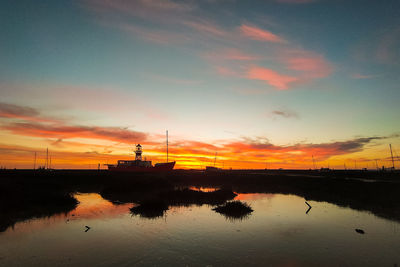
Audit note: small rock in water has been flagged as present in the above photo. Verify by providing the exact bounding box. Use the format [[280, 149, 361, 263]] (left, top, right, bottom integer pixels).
[[355, 229, 365, 234]]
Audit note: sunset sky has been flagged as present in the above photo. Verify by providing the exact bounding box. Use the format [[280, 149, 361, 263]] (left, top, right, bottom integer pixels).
[[1, 0, 399, 169]]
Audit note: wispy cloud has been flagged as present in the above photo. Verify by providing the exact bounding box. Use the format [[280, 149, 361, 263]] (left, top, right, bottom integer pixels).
[[223, 136, 386, 160], [0, 102, 148, 145], [351, 73, 381, 79], [84, 0, 334, 91], [183, 19, 230, 38], [271, 109, 300, 119], [0, 104, 394, 169], [215, 66, 239, 76], [0, 102, 39, 119], [1, 122, 148, 145], [0, 102, 60, 123], [282, 49, 334, 79], [239, 24, 286, 43], [247, 67, 298, 90]]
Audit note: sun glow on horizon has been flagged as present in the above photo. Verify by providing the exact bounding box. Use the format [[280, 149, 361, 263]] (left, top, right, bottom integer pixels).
[[1, 1, 400, 170]]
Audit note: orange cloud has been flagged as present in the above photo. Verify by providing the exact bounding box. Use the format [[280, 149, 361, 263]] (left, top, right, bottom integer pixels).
[[0, 134, 393, 170], [222, 136, 386, 160], [240, 24, 286, 43], [1, 122, 148, 145], [247, 67, 297, 90], [0, 102, 394, 170]]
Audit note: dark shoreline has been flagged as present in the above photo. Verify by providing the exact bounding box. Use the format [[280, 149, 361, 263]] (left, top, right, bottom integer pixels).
[[1, 169, 399, 232]]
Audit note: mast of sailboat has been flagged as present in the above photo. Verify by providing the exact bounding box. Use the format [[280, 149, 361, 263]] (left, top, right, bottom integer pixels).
[[34, 152, 36, 170], [312, 155, 316, 170], [390, 144, 395, 169], [46, 148, 49, 169], [214, 152, 217, 167], [166, 130, 168, 163]]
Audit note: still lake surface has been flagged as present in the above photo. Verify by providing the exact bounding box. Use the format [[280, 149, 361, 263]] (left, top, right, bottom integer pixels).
[[0, 191, 399, 266]]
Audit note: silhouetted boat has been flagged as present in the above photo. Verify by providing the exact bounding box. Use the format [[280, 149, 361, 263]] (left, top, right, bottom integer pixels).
[[107, 131, 175, 172], [205, 166, 222, 172], [205, 152, 221, 172]]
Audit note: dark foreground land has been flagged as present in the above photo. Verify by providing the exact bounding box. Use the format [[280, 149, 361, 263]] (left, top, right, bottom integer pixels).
[[1, 169, 399, 232]]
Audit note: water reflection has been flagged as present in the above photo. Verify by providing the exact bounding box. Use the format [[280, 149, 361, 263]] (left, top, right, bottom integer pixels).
[[68, 193, 131, 220], [129, 188, 237, 219], [130, 199, 169, 219], [0, 192, 399, 266], [189, 186, 221, 192], [212, 200, 254, 220], [0, 193, 78, 233]]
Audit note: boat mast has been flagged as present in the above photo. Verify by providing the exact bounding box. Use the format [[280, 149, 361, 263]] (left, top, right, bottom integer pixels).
[[214, 152, 217, 167], [312, 155, 316, 170], [390, 144, 395, 169], [46, 148, 49, 169], [34, 152, 36, 170], [166, 130, 168, 163]]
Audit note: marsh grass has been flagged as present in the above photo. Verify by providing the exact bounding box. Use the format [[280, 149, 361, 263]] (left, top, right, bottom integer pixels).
[[212, 200, 253, 219]]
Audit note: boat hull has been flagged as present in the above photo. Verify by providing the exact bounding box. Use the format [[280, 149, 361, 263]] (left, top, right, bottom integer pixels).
[[108, 161, 175, 172]]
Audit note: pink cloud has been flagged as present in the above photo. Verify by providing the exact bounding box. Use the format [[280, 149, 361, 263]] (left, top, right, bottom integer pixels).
[[239, 24, 286, 43], [247, 67, 297, 90], [286, 54, 333, 78], [280, 49, 334, 81]]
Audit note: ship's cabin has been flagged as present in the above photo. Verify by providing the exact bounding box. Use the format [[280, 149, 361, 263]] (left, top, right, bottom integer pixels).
[[117, 160, 152, 167]]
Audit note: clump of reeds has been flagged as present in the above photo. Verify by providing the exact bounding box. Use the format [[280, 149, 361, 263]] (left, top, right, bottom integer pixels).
[[212, 200, 253, 219], [159, 188, 237, 206], [130, 199, 168, 218]]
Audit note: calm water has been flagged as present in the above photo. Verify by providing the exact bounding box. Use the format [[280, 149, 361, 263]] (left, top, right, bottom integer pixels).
[[0, 192, 399, 266]]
